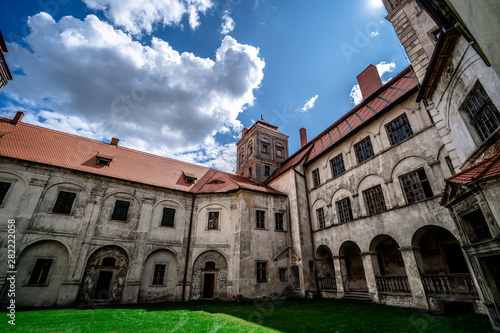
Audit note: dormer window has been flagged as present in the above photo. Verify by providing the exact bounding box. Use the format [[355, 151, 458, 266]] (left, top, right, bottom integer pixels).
[[182, 171, 197, 185], [96, 154, 113, 167]]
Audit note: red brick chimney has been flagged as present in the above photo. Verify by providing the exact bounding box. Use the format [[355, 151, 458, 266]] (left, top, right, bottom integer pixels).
[[110, 137, 119, 146], [242, 128, 248, 138], [10, 111, 24, 125], [357, 64, 382, 100], [300, 128, 307, 147]]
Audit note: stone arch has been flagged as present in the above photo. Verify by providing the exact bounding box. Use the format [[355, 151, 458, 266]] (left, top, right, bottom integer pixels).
[[376, 107, 413, 134], [339, 241, 367, 292], [78, 245, 129, 303], [316, 245, 335, 279], [139, 248, 179, 302], [191, 250, 228, 300], [323, 147, 349, 172], [369, 235, 406, 277], [15, 240, 70, 307], [348, 131, 377, 156], [390, 155, 431, 180], [44, 181, 89, 198]]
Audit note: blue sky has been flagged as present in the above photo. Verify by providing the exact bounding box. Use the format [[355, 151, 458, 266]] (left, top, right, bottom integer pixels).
[[0, 0, 409, 172]]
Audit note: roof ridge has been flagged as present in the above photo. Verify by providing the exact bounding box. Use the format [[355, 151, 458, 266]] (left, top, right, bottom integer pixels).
[[444, 151, 500, 182]]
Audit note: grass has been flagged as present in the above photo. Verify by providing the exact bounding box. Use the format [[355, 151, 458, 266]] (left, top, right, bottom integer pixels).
[[1, 298, 491, 333]]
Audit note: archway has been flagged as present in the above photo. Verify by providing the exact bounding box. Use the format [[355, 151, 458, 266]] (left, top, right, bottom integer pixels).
[[138, 249, 179, 302], [79, 246, 129, 303], [370, 235, 409, 294], [340, 241, 367, 292], [191, 251, 228, 300], [316, 245, 336, 290]]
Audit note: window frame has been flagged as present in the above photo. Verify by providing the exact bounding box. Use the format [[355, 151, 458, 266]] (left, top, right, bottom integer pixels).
[[462, 82, 500, 142], [385, 113, 414, 145], [256, 210, 266, 229], [279, 268, 288, 282], [312, 168, 321, 187], [111, 199, 131, 221], [336, 198, 353, 224], [207, 211, 220, 230], [399, 168, 434, 204], [262, 143, 269, 153], [275, 212, 284, 231], [28, 258, 53, 286], [362, 185, 387, 215], [316, 207, 326, 229], [264, 165, 270, 175], [354, 136, 375, 163], [0, 181, 13, 206], [160, 207, 176, 227], [152, 263, 167, 286], [52, 190, 77, 215], [256, 261, 267, 282], [330, 153, 346, 178]]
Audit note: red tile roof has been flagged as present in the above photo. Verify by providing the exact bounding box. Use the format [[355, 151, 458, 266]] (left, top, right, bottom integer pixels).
[[0, 116, 285, 196], [444, 151, 500, 185], [268, 66, 418, 182]]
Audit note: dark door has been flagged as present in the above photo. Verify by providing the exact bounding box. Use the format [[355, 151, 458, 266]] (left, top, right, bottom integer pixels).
[[95, 271, 113, 300], [203, 273, 215, 298]]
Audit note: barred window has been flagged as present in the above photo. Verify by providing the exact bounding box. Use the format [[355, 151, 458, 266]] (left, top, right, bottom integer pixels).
[[208, 211, 219, 229], [363, 185, 387, 215], [28, 259, 53, 285], [386, 114, 413, 145], [336, 198, 353, 224], [0, 181, 12, 205], [330, 154, 346, 177], [112, 200, 130, 221], [317, 207, 326, 229], [312, 168, 321, 187], [400, 169, 433, 204], [161, 207, 176, 227], [279, 268, 288, 282], [256, 210, 266, 228], [354, 137, 374, 163], [52, 191, 76, 214], [464, 84, 500, 142], [152, 264, 166, 285], [275, 212, 284, 231], [257, 262, 267, 282]]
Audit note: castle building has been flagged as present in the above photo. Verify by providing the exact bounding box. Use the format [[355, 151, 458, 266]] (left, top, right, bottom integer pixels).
[[0, 1, 499, 331]]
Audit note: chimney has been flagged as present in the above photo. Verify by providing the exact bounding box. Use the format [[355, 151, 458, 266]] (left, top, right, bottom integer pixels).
[[300, 128, 308, 147], [357, 64, 383, 100], [110, 137, 119, 146], [242, 128, 248, 138], [10, 111, 24, 125]]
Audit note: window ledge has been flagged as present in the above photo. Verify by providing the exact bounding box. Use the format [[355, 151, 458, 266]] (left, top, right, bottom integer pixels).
[[274, 229, 287, 232], [254, 227, 268, 231]]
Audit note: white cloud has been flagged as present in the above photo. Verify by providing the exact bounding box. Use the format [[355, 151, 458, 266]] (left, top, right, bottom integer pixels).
[[82, 0, 212, 35], [300, 94, 318, 113], [370, 31, 379, 37], [349, 61, 396, 105], [220, 11, 235, 35], [3, 12, 265, 172]]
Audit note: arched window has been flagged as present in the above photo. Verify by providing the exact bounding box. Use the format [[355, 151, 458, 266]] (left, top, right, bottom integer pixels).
[[205, 261, 216, 270]]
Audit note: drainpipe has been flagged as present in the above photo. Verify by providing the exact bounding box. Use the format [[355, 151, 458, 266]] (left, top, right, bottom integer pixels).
[[181, 193, 196, 302], [294, 167, 321, 298]]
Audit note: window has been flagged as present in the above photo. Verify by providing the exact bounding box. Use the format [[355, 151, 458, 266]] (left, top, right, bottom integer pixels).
[[386, 114, 413, 145], [256, 262, 267, 282], [264, 165, 270, 175], [462, 209, 492, 243], [102, 257, 116, 266], [464, 84, 500, 141], [330, 154, 346, 177], [52, 191, 76, 214], [316, 208, 325, 229], [400, 169, 434, 204], [0, 181, 12, 205], [161, 207, 176, 227], [249, 143, 253, 155], [96, 156, 112, 167], [445, 156, 456, 175], [185, 177, 196, 185], [152, 264, 166, 285], [312, 168, 321, 187], [262, 144, 268, 153], [240, 152, 244, 165], [336, 198, 353, 224], [275, 212, 284, 231], [363, 185, 387, 215], [28, 259, 53, 285], [279, 268, 288, 282], [112, 200, 130, 221], [256, 210, 266, 228], [248, 167, 252, 177], [354, 137, 374, 163], [277, 148, 283, 157], [208, 211, 219, 229]]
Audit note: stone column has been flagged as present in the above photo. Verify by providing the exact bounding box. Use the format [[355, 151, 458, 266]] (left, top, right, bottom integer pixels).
[[360, 252, 380, 303], [121, 196, 155, 304], [399, 246, 428, 309], [333, 256, 345, 297]]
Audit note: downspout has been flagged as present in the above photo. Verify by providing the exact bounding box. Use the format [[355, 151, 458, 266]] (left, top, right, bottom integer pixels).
[[293, 167, 321, 297], [181, 193, 196, 302]]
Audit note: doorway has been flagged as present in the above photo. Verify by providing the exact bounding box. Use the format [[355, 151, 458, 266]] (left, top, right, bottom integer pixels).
[[203, 273, 215, 298], [95, 271, 113, 300]]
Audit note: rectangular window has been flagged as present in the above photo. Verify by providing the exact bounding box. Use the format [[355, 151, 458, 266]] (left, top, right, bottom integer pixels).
[[262, 144, 268, 153], [152, 264, 166, 285], [386, 113, 413, 145], [400, 169, 434, 204], [112, 200, 130, 221], [52, 191, 76, 214], [248, 167, 252, 177], [336, 198, 353, 224], [464, 84, 500, 142], [354, 137, 374, 163], [161, 207, 176, 227], [256, 262, 267, 282], [462, 209, 492, 243], [275, 212, 284, 231], [264, 165, 270, 175], [312, 168, 321, 187], [0, 181, 12, 205], [316, 207, 325, 229], [28, 259, 53, 285], [208, 211, 219, 229], [256, 210, 266, 229], [330, 154, 346, 177], [277, 149, 283, 157], [363, 185, 387, 215], [279, 268, 287, 282]]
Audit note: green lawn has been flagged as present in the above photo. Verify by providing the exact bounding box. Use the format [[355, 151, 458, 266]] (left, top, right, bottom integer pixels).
[[2, 298, 491, 333]]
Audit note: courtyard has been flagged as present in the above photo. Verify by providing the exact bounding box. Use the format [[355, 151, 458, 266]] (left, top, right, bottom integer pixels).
[[2, 299, 491, 332]]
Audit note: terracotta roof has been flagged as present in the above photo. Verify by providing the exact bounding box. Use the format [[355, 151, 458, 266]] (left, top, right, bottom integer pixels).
[[268, 66, 418, 182], [0, 116, 284, 196], [444, 151, 500, 185]]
